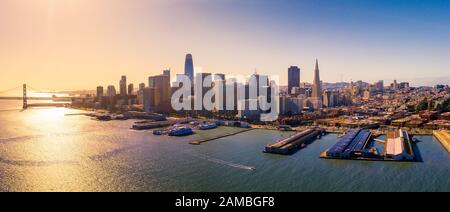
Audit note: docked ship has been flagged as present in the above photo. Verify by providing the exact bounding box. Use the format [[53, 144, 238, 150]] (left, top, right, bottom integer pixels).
[[168, 127, 193, 136], [199, 123, 217, 130]]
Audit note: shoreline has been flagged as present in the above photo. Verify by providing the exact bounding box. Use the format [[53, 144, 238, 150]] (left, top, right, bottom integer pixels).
[[68, 106, 438, 136]]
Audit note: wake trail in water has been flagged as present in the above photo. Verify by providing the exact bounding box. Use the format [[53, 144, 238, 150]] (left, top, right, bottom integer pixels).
[[0, 130, 103, 144], [189, 152, 256, 171], [88, 145, 140, 161], [0, 135, 43, 143]]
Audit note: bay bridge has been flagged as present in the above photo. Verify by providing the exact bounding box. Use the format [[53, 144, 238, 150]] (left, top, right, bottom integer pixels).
[[0, 84, 71, 109]]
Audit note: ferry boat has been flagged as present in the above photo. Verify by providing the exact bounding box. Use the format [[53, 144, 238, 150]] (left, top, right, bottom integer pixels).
[[199, 123, 217, 130], [97, 115, 112, 121], [169, 127, 193, 136]]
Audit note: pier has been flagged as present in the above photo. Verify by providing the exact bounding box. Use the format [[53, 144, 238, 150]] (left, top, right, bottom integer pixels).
[[433, 130, 450, 154], [264, 128, 324, 155], [321, 129, 416, 162], [384, 129, 415, 161], [132, 119, 187, 130], [189, 129, 254, 145]]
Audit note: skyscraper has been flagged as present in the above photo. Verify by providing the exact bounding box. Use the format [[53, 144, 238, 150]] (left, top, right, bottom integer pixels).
[[148, 72, 171, 112], [96, 86, 104, 99], [128, 83, 134, 95], [143, 87, 155, 113], [288, 66, 300, 95], [184, 54, 194, 82], [120, 75, 127, 96], [392, 80, 398, 90], [106, 85, 117, 111], [312, 59, 322, 98], [107, 85, 116, 97], [139, 83, 145, 91], [163, 69, 171, 82]]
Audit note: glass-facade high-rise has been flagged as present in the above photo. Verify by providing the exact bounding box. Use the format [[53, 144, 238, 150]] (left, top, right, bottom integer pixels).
[[184, 54, 194, 82], [288, 66, 300, 95], [120, 75, 127, 96]]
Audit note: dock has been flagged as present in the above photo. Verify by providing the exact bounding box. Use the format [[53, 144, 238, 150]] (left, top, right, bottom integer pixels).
[[433, 130, 450, 154], [189, 129, 254, 145], [264, 128, 324, 155]]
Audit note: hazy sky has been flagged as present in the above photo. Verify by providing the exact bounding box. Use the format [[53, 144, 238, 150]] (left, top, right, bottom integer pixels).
[[1, 0, 450, 91]]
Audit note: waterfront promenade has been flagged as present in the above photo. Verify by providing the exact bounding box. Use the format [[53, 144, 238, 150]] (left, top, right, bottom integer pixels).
[[434, 130, 450, 154]]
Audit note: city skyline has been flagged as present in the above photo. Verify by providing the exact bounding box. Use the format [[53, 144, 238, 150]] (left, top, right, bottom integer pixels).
[[1, 0, 450, 194], [1, 0, 450, 91]]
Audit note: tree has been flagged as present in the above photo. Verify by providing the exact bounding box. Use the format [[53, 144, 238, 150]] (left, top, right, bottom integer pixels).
[[416, 98, 429, 111]]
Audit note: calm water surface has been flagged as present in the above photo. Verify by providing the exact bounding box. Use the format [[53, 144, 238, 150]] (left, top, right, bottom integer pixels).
[[0, 100, 449, 191]]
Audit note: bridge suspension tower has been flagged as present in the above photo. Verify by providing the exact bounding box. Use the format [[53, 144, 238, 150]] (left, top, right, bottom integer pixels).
[[23, 84, 27, 109]]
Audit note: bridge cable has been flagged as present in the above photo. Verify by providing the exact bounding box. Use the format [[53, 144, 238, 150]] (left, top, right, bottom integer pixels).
[[0, 85, 22, 94]]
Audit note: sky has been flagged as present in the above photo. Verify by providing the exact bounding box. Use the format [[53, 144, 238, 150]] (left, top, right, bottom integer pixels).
[[0, 0, 450, 92]]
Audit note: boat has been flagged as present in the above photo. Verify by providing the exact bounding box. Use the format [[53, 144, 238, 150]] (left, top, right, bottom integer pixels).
[[169, 127, 193, 136], [153, 130, 162, 135], [199, 123, 217, 130], [114, 115, 127, 120], [278, 125, 293, 131], [97, 115, 112, 121]]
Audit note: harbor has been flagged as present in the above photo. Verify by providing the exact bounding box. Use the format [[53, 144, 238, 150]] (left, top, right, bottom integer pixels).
[[433, 130, 450, 154], [1, 100, 449, 192]]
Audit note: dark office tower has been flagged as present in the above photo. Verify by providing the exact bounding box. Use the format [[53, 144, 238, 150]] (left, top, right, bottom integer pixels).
[[107, 85, 116, 97], [288, 66, 300, 95], [312, 59, 322, 98], [184, 54, 194, 82], [375, 80, 384, 92], [128, 83, 134, 95], [143, 87, 155, 113], [120, 75, 127, 96], [148, 73, 171, 112], [139, 83, 145, 91], [163, 69, 171, 83], [392, 80, 398, 90], [96, 86, 104, 99], [214, 74, 226, 113]]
